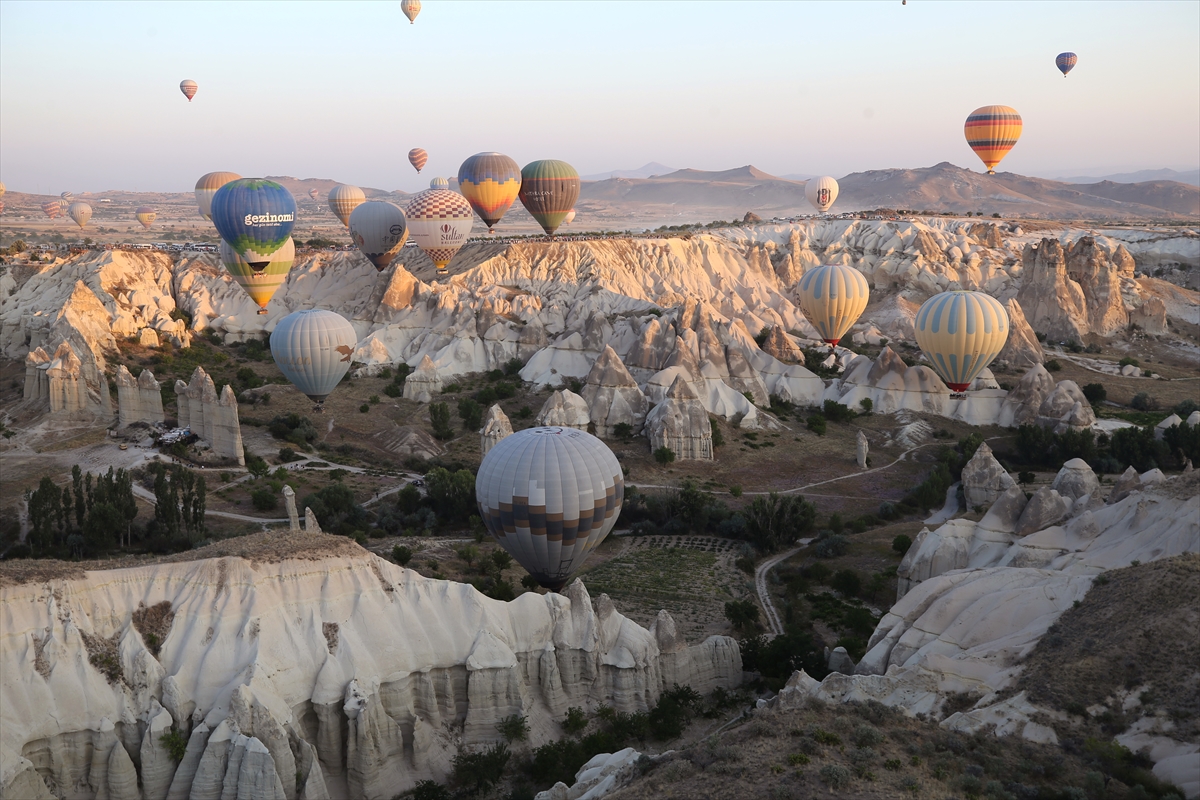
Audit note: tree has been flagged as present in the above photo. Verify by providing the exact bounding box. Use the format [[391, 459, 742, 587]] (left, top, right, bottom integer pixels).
[[496, 714, 529, 743], [392, 545, 413, 566], [831, 569, 862, 598], [457, 398, 483, 431], [891, 534, 913, 555], [430, 402, 454, 440], [396, 483, 422, 514], [246, 455, 270, 479], [724, 599, 761, 637], [72, 465, 85, 529], [425, 468, 476, 523], [451, 743, 510, 794], [83, 503, 123, 552], [653, 446, 675, 464], [491, 549, 513, 572], [154, 467, 180, 541], [744, 493, 817, 552], [1082, 383, 1107, 405]]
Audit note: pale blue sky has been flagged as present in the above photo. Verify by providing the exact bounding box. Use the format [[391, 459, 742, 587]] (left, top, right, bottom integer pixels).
[[2, 1, 1197, 193]]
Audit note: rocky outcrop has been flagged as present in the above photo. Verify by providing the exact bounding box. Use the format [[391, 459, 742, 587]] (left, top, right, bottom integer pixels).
[[284, 486, 300, 532], [961, 443, 1016, 509], [644, 376, 713, 461], [402, 355, 442, 403], [856, 430, 869, 469], [996, 298, 1044, 370], [1015, 487, 1071, 536], [998, 364, 1057, 427], [1035, 380, 1096, 433], [535, 390, 590, 431], [534, 748, 645, 800], [580, 346, 649, 437], [139, 327, 160, 348], [40, 341, 112, 417], [0, 554, 741, 800], [759, 326, 804, 363], [116, 365, 164, 427], [479, 404, 513, 456], [22, 347, 50, 402], [1050, 458, 1100, 502], [1015, 237, 1138, 341], [174, 367, 245, 465]]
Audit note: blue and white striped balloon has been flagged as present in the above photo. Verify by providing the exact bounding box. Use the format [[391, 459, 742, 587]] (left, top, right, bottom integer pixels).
[[270, 309, 357, 405], [914, 290, 1009, 392]]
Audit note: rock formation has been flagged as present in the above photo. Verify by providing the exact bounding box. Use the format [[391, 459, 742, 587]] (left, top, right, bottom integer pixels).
[[284, 485, 300, 531], [1035, 380, 1096, 433], [1050, 458, 1101, 502], [22, 347, 50, 403], [31, 340, 113, 417], [856, 430, 869, 469], [759, 326, 804, 363], [115, 365, 165, 427], [827, 646, 856, 675], [996, 298, 1044, 369], [1015, 237, 1137, 341], [580, 346, 650, 437], [535, 390, 590, 431], [534, 748, 646, 800], [1155, 413, 1182, 440], [139, 327, 160, 348], [174, 367, 245, 465], [0, 551, 741, 800], [1014, 486, 1072, 536], [644, 375, 713, 461], [961, 443, 1016, 509], [402, 355, 442, 403], [479, 404, 513, 456], [304, 507, 321, 533]]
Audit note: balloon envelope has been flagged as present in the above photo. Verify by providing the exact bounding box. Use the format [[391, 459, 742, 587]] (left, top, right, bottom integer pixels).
[[405, 189, 474, 273], [195, 172, 242, 220], [476, 426, 624, 590], [210, 178, 296, 266], [180, 80, 198, 101], [805, 176, 839, 213], [270, 309, 357, 403], [135, 206, 157, 229], [328, 184, 366, 227], [409, 148, 428, 173], [60, 191, 73, 201], [564, 209, 576, 225], [964, 105, 1022, 174], [1056, 52, 1077, 76], [221, 237, 294, 312], [308, 188, 320, 200], [914, 290, 1010, 392], [458, 152, 522, 232], [519, 160, 580, 235], [42, 201, 61, 219], [67, 202, 92, 228], [0, 181, 6, 199], [349, 201, 409, 272], [430, 177, 449, 189], [401, 0, 421, 23], [797, 264, 870, 346]]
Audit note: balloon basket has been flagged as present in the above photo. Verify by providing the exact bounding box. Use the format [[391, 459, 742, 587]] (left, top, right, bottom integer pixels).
[[256, 309, 268, 316], [950, 391, 967, 399]]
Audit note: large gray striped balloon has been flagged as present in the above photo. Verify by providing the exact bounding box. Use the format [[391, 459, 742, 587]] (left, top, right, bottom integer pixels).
[[476, 427, 624, 591]]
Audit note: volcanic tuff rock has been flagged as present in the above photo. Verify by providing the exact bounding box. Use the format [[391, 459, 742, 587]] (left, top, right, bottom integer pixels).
[[479, 404, 513, 456], [174, 367, 245, 465], [0, 552, 741, 800], [536, 389, 591, 430], [115, 365, 164, 428], [996, 298, 1044, 369], [644, 375, 713, 461], [580, 346, 650, 436], [759, 325, 804, 363], [1050, 458, 1102, 502], [856, 430, 869, 469], [961, 442, 1016, 509], [402, 355, 442, 403], [1035, 380, 1096, 433]]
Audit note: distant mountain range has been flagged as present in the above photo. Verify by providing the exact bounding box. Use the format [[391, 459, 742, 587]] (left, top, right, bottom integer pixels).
[[580, 162, 676, 181], [1054, 168, 1200, 187], [577, 161, 1199, 221]]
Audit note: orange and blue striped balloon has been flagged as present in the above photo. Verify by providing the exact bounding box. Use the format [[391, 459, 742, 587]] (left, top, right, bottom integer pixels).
[[1055, 52, 1077, 77], [964, 105, 1022, 174]]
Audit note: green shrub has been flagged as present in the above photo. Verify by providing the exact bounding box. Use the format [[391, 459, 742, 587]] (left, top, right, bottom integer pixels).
[[823, 400, 856, 423], [892, 534, 912, 555], [1083, 383, 1107, 404], [613, 422, 633, 438], [563, 707, 588, 735], [1119, 356, 1139, 367], [358, 403, 370, 413], [250, 488, 278, 511], [392, 545, 413, 566], [451, 743, 509, 793], [384, 382, 401, 397], [496, 714, 530, 743], [160, 729, 189, 762], [430, 402, 454, 440], [458, 398, 483, 430], [724, 599, 761, 637], [504, 357, 524, 377], [1130, 392, 1158, 411], [1045, 359, 1062, 372], [831, 569, 861, 598], [806, 414, 827, 436], [819, 764, 851, 789], [368, 394, 380, 405], [859, 397, 873, 414], [653, 446, 675, 464], [814, 533, 848, 559]]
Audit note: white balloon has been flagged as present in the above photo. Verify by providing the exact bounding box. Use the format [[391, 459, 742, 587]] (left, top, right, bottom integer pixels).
[[805, 175, 839, 213]]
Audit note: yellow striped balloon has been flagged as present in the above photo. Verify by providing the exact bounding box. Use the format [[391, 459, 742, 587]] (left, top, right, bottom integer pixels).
[[914, 290, 1009, 392], [964, 105, 1022, 174], [135, 206, 157, 229], [796, 264, 870, 346], [220, 237, 294, 314], [195, 172, 241, 220], [328, 184, 366, 227]]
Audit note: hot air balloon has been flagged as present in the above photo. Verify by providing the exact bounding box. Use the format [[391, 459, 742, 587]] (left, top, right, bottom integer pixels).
[[0, 181, 6, 198], [57, 198, 69, 213], [409, 148, 428, 173], [220, 237, 294, 314], [308, 188, 320, 201], [210, 178, 296, 267], [519, 160, 580, 236], [0, 202, 4, 216], [1055, 52, 1077, 77], [405, 189, 474, 274], [349, 201, 409, 272], [914, 290, 1009, 393], [429, 177, 449, 190], [328, 184, 366, 227], [42, 201, 62, 220], [180, 80, 198, 101], [60, 192, 73, 202], [135, 206, 157, 229], [564, 209, 576, 225], [458, 152, 522, 233], [476, 426, 624, 591], [964, 105, 1022, 174], [796, 264, 870, 347], [270, 309, 357, 409], [401, 0, 421, 24], [195, 172, 242, 220], [67, 202, 92, 229], [805, 176, 839, 213]]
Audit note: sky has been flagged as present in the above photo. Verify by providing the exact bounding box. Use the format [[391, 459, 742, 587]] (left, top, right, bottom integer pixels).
[[1, 0, 1198, 194]]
